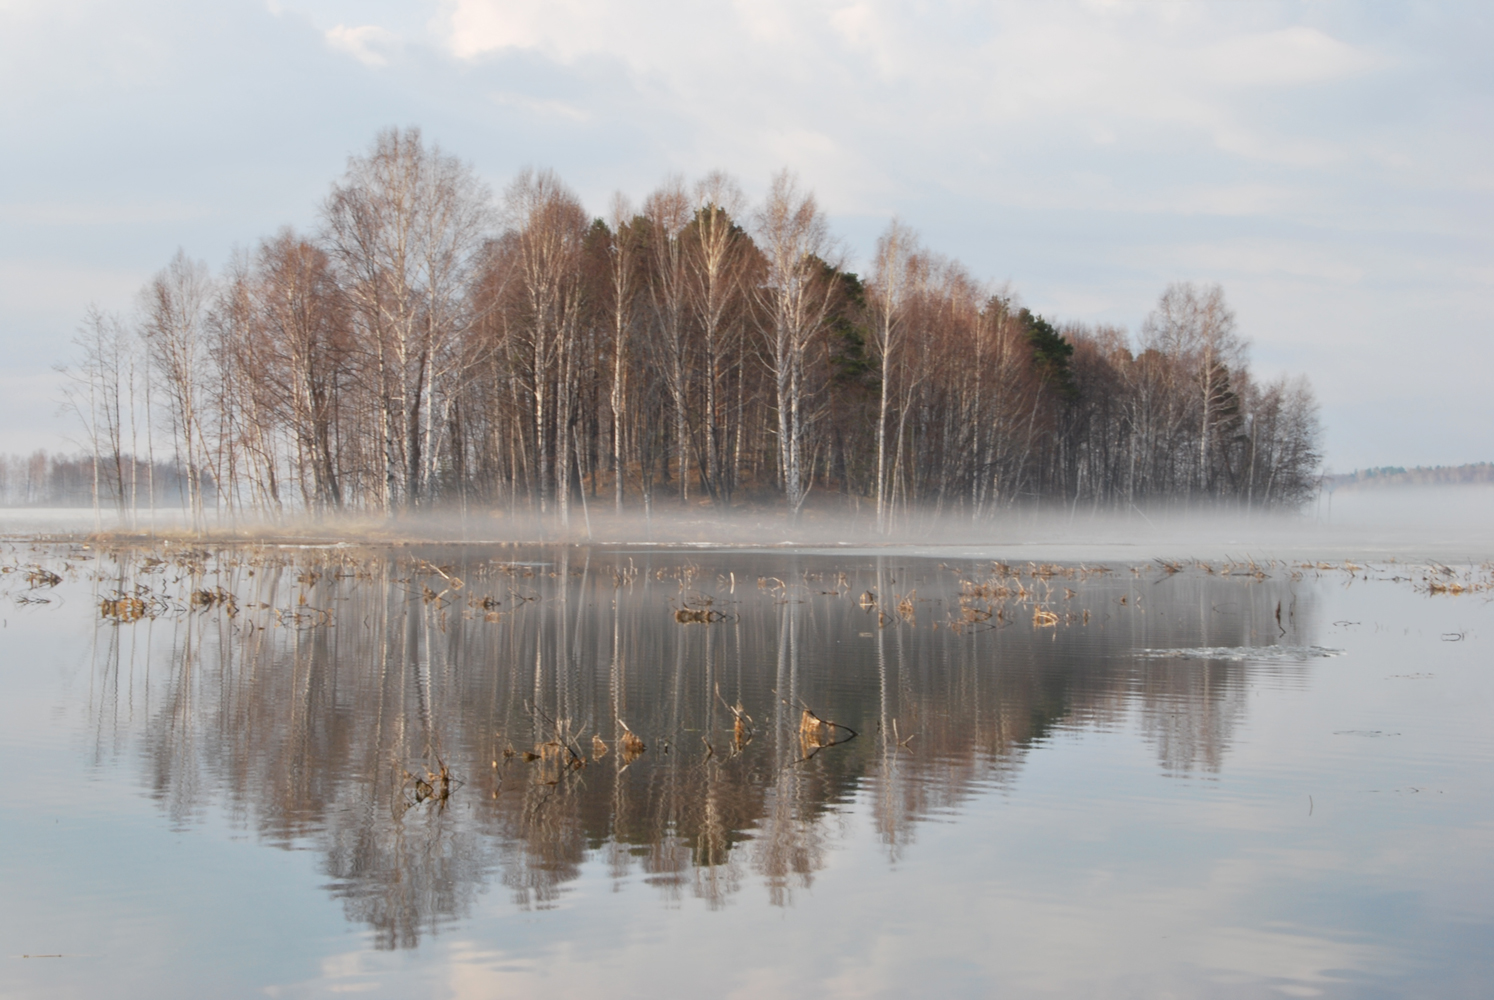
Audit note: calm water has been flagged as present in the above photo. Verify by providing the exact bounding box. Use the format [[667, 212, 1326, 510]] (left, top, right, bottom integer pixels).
[[2, 543, 1491, 998]]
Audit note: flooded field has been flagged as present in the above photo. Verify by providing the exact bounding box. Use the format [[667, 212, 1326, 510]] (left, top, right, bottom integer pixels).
[[2, 542, 1491, 998]]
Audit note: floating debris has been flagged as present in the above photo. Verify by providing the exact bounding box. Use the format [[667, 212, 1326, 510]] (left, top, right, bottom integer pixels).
[[798, 706, 857, 756], [674, 606, 727, 624], [1136, 645, 1342, 663]]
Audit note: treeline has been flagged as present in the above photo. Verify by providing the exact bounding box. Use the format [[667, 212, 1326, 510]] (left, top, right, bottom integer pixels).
[[0, 450, 196, 508], [1327, 463, 1494, 490], [62, 127, 1321, 529]]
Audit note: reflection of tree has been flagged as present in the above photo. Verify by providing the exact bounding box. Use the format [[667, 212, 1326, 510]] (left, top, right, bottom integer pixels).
[[1128, 576, 1298, 774], [78, 547, 1317, 944], [1138, 659, 1250, 775]]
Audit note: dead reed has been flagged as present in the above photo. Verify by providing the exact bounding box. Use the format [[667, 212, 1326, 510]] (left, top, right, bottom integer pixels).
[[798, 706, 857, 757]]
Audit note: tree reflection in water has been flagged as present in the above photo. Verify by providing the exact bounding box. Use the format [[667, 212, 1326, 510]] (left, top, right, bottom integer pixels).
[[80, 545, 1319, 947]]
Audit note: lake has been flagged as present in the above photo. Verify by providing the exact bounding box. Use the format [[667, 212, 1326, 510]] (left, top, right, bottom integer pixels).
[[2, 542, 1490, 998]]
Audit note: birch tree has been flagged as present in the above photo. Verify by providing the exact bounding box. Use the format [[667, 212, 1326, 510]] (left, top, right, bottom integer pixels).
[[323, 127, 491, 511], [866, 221, 921, 532], [59, 307, 132, 521], [642, 178, 694, 503], [502, 168, 589, 525], [141, 250, 213, 527], [1141, 282, 1245, 496], [604, 194, 642, 514], [686, 171, 750, 504], [753, 172, 839, 516]]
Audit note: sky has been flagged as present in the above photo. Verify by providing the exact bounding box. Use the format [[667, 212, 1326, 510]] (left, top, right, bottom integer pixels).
[[1, 0, 1490, 471]]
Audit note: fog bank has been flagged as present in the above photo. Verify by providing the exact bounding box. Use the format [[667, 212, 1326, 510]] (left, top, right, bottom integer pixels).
[[5, 484, 1491, 564]]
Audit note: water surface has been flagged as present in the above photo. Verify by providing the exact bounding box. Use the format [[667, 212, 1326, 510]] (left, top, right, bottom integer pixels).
[[2, 545, 1490, 998]]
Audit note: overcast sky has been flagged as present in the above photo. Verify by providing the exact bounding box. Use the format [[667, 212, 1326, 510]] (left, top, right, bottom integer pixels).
[[2, 0, 1490, 470]]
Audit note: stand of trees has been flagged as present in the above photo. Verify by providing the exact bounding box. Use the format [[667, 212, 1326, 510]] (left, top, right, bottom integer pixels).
[[61, 127, 1321, 528], [0, 451, 194, 508]]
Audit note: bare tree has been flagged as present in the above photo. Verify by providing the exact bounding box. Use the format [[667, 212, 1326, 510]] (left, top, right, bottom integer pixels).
[[865, 220, 921, 532], [604, 194, 642, 515], [140, 250, 214, 527], [642, 178, 694, 503], [235, 229, 350, 512], [1142, 282, 1246, 497], [322, 127, 492, 512], [686, 172, 751, 504], [502, 168, 590, 527], [58, 306, 133, 523], [753, 172, 840, 516]]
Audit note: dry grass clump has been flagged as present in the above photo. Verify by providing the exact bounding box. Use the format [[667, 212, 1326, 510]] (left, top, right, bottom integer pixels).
[[619, 725, 647, 763], [1420, 561, 1493, 596], [950, 560, 1111, 633], [190, 586, 237, 613], [100, 596, 148, 622], [404, 759, 458, 807], [961, 578, 1016, 601], [715, 685, 754, 752], [26, 567, 63, 588]]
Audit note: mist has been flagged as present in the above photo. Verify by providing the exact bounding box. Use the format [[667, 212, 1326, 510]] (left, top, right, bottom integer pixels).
[[6, 488, 1492, 565]]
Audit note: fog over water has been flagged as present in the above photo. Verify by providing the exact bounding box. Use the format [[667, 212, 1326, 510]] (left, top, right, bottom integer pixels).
[[5, 483, 1493, 562]]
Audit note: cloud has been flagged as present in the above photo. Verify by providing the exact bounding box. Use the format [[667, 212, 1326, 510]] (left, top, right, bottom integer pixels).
[[426, 0, 1389, 190], [325, 23, 401, 67]]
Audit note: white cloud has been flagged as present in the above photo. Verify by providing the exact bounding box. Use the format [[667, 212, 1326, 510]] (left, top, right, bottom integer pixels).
[[429, 0, 1388, 187], [325, 23, 401, 66]]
